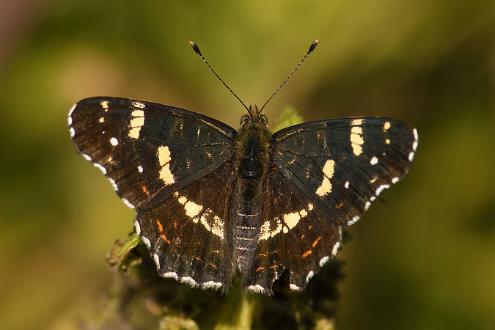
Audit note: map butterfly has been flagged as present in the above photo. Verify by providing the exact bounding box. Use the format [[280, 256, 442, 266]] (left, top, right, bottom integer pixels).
[[68, 41, 418, 294]]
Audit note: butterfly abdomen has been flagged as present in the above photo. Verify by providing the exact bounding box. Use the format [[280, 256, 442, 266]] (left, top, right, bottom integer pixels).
[[228, 124, 271, 279]]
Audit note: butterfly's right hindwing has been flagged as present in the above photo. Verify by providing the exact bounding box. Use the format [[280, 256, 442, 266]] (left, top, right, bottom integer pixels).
[[137, 160, 236, 290]]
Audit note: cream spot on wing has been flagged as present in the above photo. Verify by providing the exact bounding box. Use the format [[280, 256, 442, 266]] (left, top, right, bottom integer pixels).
[[350, 119, 364, 156], [315, 159, 335, 197], [128, 109, 145, 139], [364, 201, 371, 210], [180, 276, 197, 287], [109, 178, 118, 191], [283, 212, 301, 229], [175, 194, 224, 239], [211, 216, 224, 238], [109, 137, 118, 146], [391, 177, 399, 184], [385, 138, 390, 144], [157, 146, 175, 185], [306, 271, 314, 283], [376, 184, 390, 196], [408, 151, 415, 161], [259, 218, 283, 240], [153, 254, 160, 269], [289, 284, 301, 291], [332, 241, 341, 256], [319, 256, 330, 267], [132, 101, 145, 109], [246, 284, 265, 294], [202, 281, 222, 290], [348, 216, 360, 226], [93, 163, 107, 175], [122, 198, 134, 209], [199, 213, 224, 239], [134, 220, 141, 235], [99, 117, 105, 123], [260, 202, 314, 241], [141, 236, 151, 248], [162, 272, 178, 280], [370, 156, 378, 165], [69, 127, 75, 137], [178, 196, 187, 205], [184, 200, 203, 218], [384, 121, 391, 131], [344, 181, 350, 189], [100, 100, 109, 110], [259, 221, 271, 240], [68, 104, 76, 117], [137, 165, 143, 173]]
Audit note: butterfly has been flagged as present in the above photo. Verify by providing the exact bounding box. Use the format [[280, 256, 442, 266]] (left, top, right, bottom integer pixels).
[[68, 41, 418, 294]]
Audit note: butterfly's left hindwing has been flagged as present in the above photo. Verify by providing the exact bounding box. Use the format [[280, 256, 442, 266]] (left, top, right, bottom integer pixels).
[[246, 170, 342, 293], [69, 97, 236, 210]]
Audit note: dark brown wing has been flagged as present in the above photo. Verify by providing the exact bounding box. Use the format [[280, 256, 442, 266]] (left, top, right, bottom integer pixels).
[[247, 117, 417, 292], [69, 96, 238, 289], [136, 160, 236, 290], [245, 170, 342, 293], [272, 117, 417, 227], [69, 96, 236, 210]]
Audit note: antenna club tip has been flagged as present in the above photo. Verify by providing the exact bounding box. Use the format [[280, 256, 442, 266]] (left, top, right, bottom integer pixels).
[[308, 39, 319, 54], [189, 40, 202, 56]]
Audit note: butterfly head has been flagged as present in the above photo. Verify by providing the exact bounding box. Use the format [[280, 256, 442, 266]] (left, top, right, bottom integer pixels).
[[240, 105, 268, 128]]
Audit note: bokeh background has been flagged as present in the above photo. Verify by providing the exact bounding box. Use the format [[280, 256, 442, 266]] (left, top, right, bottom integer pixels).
[[1, 1, 494, 329]]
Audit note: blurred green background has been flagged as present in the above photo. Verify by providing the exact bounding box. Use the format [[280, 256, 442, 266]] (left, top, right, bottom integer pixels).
[[1, 0, 494, 329]]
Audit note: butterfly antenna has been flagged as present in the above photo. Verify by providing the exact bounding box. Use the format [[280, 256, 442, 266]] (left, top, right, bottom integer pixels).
[[189, 41, 249, 112], [259, 39, 319, 113]]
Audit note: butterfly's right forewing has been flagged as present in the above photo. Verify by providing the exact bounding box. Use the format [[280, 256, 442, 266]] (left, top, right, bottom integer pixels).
[[69, 97, 236, 210]]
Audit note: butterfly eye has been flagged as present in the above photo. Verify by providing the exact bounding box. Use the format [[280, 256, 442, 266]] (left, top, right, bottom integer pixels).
[[260, 114, 268, 126], [240, 115, 250, 127]]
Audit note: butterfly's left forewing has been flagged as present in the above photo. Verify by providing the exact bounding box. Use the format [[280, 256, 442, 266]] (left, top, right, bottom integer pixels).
[[272, 117, 418, 226]]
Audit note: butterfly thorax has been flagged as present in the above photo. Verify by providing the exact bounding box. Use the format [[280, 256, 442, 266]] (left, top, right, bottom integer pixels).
[[227, 107, 272, 279]]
